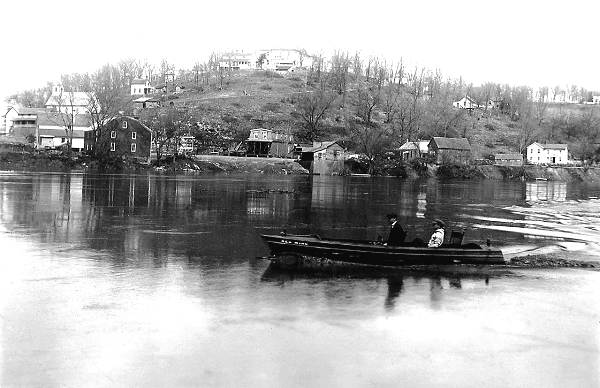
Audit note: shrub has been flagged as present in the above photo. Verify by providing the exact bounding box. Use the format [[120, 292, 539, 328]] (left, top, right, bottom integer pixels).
[[484, 123, 495, 131], [508, 123, 516, 129], [261, 102, 280, 113], [288, 76, 302, 82], [260, 84, 272, 90]]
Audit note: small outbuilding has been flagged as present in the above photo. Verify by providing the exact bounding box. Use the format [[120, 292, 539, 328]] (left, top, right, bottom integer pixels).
[[398, 140, 429, 161], [428, 137, 471, 164], [494, 153, 523, 166], [300, 141, 346, 175]]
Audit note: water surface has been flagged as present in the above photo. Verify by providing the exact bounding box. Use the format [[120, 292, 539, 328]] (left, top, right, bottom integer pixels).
[[1, 173, 599, 387]]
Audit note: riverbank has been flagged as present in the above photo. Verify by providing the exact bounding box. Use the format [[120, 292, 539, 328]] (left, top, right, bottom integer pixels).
[[434, 164, 600, 182], [2, 151, 600, 182], [0, 151, 309, 174]]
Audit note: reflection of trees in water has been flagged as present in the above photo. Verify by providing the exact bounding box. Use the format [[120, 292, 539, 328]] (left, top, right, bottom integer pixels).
[[0, 174, 310, 265]]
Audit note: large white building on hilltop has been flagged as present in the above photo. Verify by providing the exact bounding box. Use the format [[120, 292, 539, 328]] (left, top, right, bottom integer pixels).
[[526, 142, 569, 164], [45, 85, 91, 115], [218, 49, 314, 72]]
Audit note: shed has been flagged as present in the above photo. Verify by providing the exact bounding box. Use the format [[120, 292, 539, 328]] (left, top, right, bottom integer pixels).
[[300, 141, 346, 175], [494, 153, 523, 166], [428, 137, 471, 164]]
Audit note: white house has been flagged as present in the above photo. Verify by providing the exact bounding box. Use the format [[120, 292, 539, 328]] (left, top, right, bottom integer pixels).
[[526, 142, 569, 165], [45, 85, 90, 115], [130, 79, 155, 96], [1, 106, 19, 134], [398, 140, 429, 161], [453, 96, 480, 109], [593, 95, 600, 104], [219, 52, 257, 70]]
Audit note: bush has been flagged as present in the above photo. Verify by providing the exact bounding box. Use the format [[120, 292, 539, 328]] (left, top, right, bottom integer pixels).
[[260, 84, 272, 90], [261, 102, 280, 113], [484, 123, 495, 131], [508, 123, 517, 129], [288, 76, 302, 82]]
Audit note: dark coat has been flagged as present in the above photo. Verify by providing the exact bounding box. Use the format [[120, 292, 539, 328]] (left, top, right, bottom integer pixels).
[[387, 222, 406, 246]]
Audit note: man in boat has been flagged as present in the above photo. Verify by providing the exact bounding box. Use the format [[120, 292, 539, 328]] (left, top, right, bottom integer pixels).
[[385, 213, 406, 246], [427, 219, 445, 248]]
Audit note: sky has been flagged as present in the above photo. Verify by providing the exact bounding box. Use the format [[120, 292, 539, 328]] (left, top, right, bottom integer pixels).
[[1, 0, 599, 103]]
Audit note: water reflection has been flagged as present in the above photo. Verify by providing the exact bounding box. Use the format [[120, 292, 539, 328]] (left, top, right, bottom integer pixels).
[[0, 173, 599, 264], [526, 181, 567, 202], [2, 172, 600, 387], [260, 263, 498, 312]]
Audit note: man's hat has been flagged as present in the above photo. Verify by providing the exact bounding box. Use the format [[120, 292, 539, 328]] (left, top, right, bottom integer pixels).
[[432, 219, 446, 227], [386, 213, 398, 219]]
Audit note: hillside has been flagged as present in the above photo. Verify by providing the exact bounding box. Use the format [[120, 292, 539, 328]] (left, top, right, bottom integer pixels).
[[152, 70, 598, 162]]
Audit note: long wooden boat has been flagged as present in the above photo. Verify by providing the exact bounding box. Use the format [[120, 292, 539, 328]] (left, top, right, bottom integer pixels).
[[260, 233, 506, 269]]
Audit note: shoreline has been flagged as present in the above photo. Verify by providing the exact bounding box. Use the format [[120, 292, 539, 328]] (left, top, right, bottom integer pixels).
[[1, 151, 600, 182]]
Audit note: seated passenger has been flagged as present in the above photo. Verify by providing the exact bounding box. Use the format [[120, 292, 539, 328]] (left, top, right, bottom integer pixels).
[[385, 213, 406, 246], [427, 219, 446, 248]]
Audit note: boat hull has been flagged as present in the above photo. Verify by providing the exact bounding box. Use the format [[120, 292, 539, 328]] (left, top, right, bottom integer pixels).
[[260, 234, 506, 267]]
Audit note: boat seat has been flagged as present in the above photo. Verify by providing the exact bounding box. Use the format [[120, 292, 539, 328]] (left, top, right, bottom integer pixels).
[[449, 230, 464, 246]]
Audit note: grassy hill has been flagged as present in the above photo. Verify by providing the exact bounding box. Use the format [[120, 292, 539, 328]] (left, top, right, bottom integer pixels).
[[144, 70, 599, 162]]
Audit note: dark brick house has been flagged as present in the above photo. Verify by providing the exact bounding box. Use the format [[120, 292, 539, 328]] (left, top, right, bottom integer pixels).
[[84, 116, 152, 161]]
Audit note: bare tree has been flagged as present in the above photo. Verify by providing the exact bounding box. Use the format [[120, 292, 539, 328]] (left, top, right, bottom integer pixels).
[[294, 90, 337, 141], [85, 64, 127, 156], [350, 123, 391, 175]]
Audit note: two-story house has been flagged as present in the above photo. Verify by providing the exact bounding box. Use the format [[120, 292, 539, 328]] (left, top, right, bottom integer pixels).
[[526, 143, 569, 164], [130, 79, 155, 96]]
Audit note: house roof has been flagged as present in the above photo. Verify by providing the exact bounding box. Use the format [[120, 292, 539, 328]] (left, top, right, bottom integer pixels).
[[543, 143, 567, 150], [15, 107, 46, 115], [429, 137, 471, 150], [303, 141, 339, 153], [106, 115, 152, 134], [133, 97, 160, 103], [494, 153, 523, 160], [45, 92, 90, 107], [131, 79, 148, 85], [399, 141, 419, 150], [38, 129, 85, 138], [37, 112, 92, 127]]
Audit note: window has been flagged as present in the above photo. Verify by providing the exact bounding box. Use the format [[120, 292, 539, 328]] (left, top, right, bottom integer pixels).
[[110, 142, 115, 152], [111, 131, 116, 139], [537, 149, 540, 153], [131, 143, 136, 153], [122, 121, 128, 129], [131, 132, 136, 140]]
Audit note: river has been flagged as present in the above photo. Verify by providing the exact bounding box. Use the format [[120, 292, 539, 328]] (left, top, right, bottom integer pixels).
[[1, 172, 599, 387]]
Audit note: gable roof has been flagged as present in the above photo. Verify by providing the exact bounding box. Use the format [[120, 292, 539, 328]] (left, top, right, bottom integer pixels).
[[303, 141, 339, 153], [106, 115, 152, 134], [133, 96, 160, 103], [14, 107, 46, 115], [131, 79, 149, 85], [529, 142, 568, 150], [45, 91, 90, 107], [399, 141, 419, 150], [429, 137, 471, 150]]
